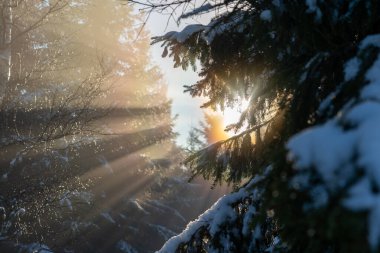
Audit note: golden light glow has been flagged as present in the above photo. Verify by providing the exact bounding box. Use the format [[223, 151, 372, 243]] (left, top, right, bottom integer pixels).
[[220, 99, 250, 130], [205, 99, 250, 142], [204, 112, 230, 143]]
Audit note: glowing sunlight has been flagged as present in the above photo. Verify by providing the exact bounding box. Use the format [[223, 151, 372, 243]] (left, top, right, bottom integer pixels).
[[220, 99, 250, 131], [205, 99, 250, 142]]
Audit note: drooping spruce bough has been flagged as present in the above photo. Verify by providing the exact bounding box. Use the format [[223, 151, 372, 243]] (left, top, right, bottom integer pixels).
[[133, 0, 380, 252]]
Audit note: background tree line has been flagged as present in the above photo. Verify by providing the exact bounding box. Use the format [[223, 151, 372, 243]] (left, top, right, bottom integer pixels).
[[0, 1, 228, 252]]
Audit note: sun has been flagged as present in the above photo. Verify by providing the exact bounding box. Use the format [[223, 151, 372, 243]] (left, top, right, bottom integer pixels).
[[219, 99, 250, 133], [204, 99, 250, 143], [221, 107, 243, 130]]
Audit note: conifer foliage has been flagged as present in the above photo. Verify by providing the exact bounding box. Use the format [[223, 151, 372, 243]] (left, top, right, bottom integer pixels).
[[133, 0, 380, 252]]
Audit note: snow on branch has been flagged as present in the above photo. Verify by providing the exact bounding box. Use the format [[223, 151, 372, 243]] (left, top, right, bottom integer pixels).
[[152, 9, 246, 45], [157, 167, 277, 253]]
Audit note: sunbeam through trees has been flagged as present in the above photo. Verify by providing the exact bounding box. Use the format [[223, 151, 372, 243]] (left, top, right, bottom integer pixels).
[[0, 1, 228, 252]]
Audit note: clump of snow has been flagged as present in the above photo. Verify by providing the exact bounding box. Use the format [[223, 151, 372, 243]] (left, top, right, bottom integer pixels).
[[344, 57, 361, 81], [287, 122, 356, 187], [156, 12, 246, 45], [360, 34, 380, 49], [287, 120, 357, 209], [260, 10, 272, 22], [361, 55, 380, 100], [164, 25, 204, 43], [346, 101, 380, 186]]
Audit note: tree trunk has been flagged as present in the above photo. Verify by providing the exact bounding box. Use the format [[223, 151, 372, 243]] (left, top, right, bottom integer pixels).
[[0, 0, 13, 135], [0, 0, 12, 85]]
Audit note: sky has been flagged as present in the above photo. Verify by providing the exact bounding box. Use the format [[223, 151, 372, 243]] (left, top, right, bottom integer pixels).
[[142, 5, 246, 147], [145, 10, 207, 146]]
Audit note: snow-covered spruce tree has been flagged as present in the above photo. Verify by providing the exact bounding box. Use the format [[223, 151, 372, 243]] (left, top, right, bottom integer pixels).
[[133, 0, 380, 252]]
